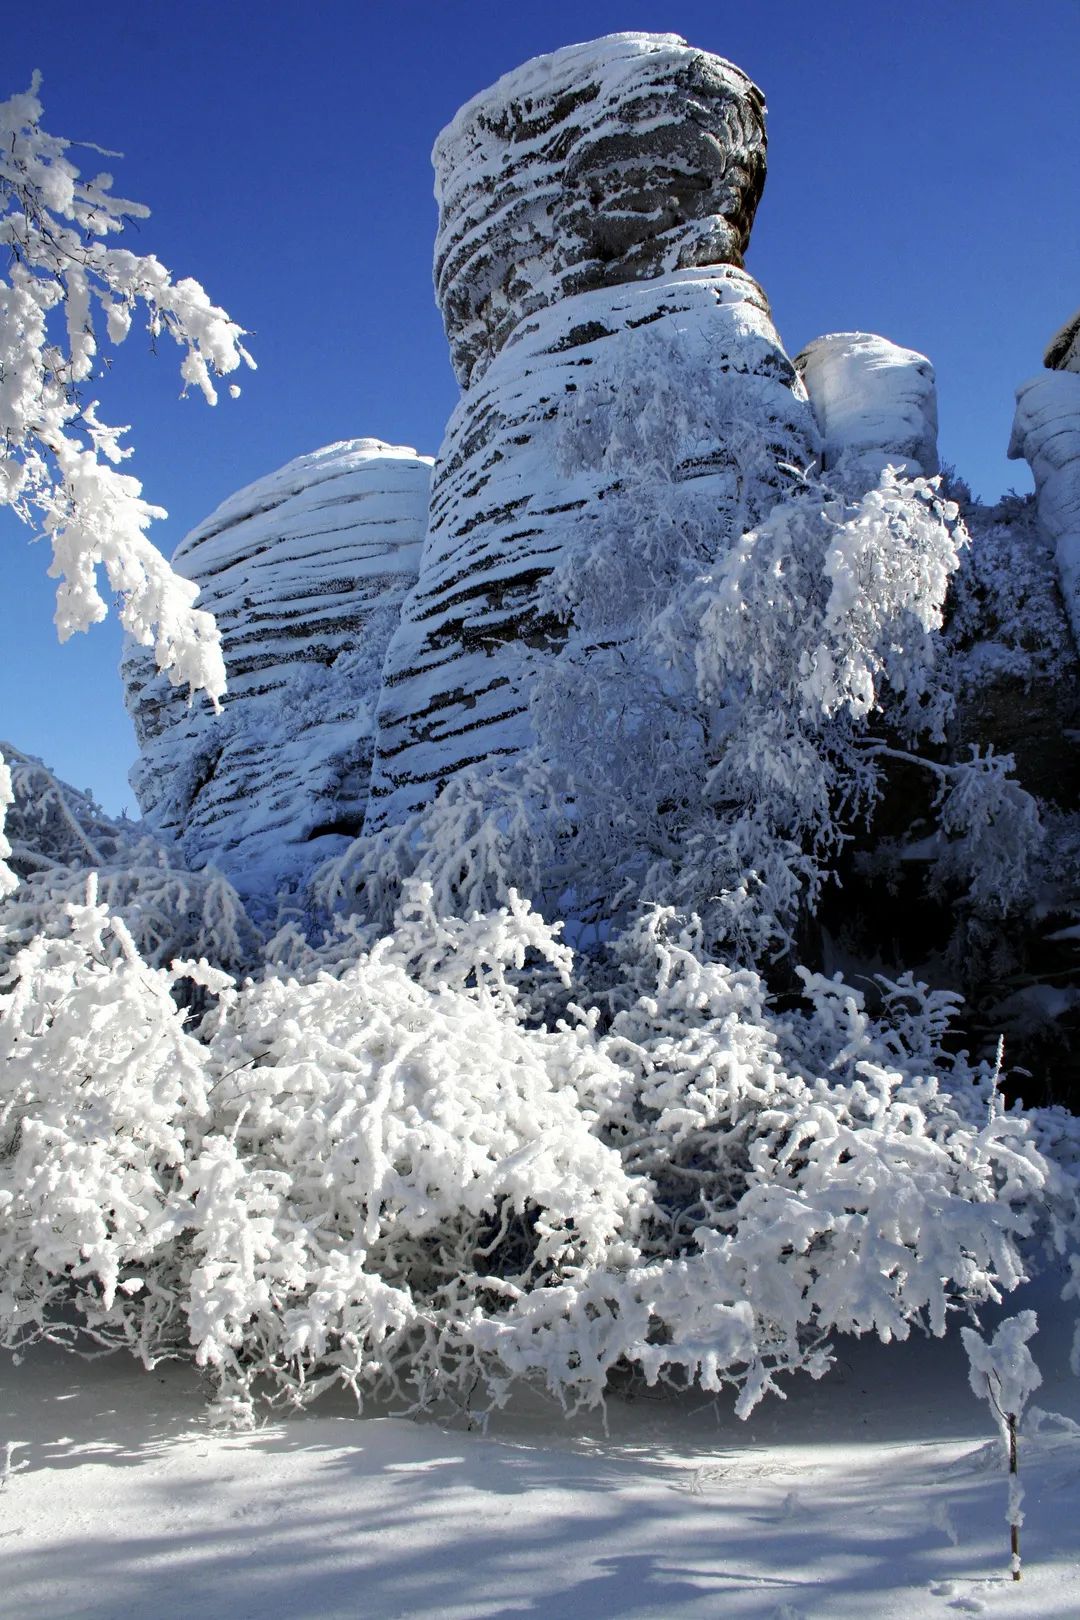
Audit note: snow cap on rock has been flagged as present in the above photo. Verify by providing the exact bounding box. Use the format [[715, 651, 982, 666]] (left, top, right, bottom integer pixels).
[[795, 332, 939, 484], [1009, 368, 1080, 650]]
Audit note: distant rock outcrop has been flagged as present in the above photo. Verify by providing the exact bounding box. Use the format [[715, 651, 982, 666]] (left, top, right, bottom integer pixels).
[[1009, 360, 1080, 651], [794, 332, 939, 486], [1045, 307, 1080, 374], [124, 439, 431, 894], [365, 33, 820, 832]]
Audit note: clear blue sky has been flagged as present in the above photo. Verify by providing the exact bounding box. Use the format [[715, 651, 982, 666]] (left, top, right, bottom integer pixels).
[[3, 0, 1078, 815]]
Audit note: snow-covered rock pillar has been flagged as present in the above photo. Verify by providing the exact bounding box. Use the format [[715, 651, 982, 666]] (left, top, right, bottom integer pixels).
[[1008, 312, 1080, 649], [365, 32, 820, 831], [794, 332, 939, 486], [123, 439, 431, 895]]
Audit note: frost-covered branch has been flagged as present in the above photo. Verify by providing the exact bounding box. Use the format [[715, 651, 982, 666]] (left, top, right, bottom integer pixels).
[[1, 74, 255, 701]]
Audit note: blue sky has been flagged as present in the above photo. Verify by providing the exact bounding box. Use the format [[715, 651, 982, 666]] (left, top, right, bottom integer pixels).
[[3, 0, 1078, 815]]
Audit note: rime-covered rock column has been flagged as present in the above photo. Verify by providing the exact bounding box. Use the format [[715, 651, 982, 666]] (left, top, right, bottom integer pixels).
[[123, 439, 431, 894], [365, 32, 820, 831], [794, 332, 939, 486], [1009, 312, 1080, 647]]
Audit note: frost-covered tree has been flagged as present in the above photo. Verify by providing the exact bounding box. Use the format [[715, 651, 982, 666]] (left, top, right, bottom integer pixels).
[[0, 74, 253, 698], [339, 452, 1041, 975]]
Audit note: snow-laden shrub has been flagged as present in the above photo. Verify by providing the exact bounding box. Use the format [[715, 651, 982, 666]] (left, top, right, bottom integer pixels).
[[1, 76, 253, 699], [2, 877, 1076, 1424], [0, 881, 210, 1353], [478, 909, 1058, 1415], [352, 467, 1041, 962], [0, 882, 643, 1418], [183, 882, 644, 1416], [0, 743, 257, 975], [313, 758, 568, 938]]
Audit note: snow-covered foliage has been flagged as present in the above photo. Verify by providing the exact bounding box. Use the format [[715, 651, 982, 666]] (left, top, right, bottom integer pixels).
[[0, 75, 253, 700], [4, 32, 1080, 1442], [2, 876, 1078, 1427], [0, 744, 256, 974], [962, 1309, 1042, 1579], [963, 1311, 1042, 1436], [350, 461, 1041, 965], [0, 884, 213, 1351]]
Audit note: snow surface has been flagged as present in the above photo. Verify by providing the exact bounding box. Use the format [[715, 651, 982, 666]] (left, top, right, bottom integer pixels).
[[1008, 371, 1080, 651], [123, 440, 431, 893], [3, 1272, 1079, 1619], [795, 332, 939, 483]]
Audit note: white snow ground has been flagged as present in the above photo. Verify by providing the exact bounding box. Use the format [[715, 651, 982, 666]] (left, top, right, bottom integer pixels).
[[2, 1271, 1079, 1619]]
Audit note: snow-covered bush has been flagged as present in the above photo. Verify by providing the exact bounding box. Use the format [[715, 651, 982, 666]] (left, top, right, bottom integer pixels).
[[313, 758, 568, 939], [526, 466, 1039, 960], [481, 910, 1059, 1415], [0, 744, 256, 975], [3, 875, 1076, 1425], [962, 1310, 1042, 1581], [0, 883, 211, 1355], [327, 465, 1028, 962]]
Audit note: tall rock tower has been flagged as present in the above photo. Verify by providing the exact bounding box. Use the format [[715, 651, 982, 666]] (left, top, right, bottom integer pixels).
[[364, 32, 821, 832]]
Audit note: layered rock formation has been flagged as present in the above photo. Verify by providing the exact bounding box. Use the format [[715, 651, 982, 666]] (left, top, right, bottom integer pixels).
[[433, 32, 768, 389], [1009, 316, 1080, 647], [794, 332, 939, 486], [365, 33, 820, 832], [123, 439, 431, 893]]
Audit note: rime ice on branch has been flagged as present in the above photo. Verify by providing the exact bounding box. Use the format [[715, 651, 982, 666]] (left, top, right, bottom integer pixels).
[[365, 33, 820, 831], [123, 440, 431, 894], [0, 75, 254, 703]]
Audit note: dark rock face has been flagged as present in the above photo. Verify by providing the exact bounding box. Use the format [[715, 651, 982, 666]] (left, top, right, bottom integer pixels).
[[433, 32, 768, 390], [1045, 307, 1080, 373], [365, 34, 819, 833], [123, 440, 431, 893]]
